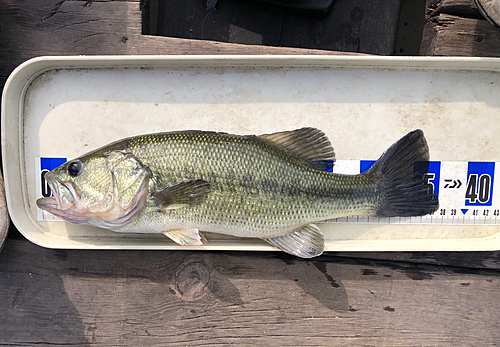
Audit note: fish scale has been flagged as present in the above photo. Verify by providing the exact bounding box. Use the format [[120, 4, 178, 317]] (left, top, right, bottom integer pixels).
[[117, 131, 379, 238], [37, 128, 439, 258]]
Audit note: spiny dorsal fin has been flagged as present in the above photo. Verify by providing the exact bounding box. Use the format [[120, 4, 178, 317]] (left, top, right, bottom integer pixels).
[[258, 127, 335, 171], [152, 179, 211, 211], [265, 223, 324, 258]]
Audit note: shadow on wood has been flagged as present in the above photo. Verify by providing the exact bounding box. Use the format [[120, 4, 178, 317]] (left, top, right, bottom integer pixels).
[[0, 247, 90, 345], [2, 240, 500, 345], [0, 0, 354, 87], [152, 0, 401, 55]]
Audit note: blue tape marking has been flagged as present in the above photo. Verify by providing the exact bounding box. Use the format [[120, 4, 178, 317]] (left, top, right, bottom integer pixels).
[[321, 160, 334, 172], [465, 162, 495, 206], [360, 160, 376, 173], [427, 161, 441, 198], [40, 157, 67, 171]]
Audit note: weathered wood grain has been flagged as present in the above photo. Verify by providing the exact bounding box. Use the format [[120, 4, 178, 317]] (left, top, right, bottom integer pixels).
[[420, 13, 500, 56], [0, 0, 356, 87], [281, 0, 401, 55], [3, 1, 500, 343], [421, 0, 500, 56], [426, 0, 482, 19], [1, 239, 499, 346], [332, 251, 500, 270], [155, 0, 401, 55]]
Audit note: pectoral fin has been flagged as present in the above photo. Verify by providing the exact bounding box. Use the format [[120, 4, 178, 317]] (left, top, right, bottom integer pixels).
[[162, 228, 207, 246], [153, 179, 211, 212], [265, 224, 324, 258]]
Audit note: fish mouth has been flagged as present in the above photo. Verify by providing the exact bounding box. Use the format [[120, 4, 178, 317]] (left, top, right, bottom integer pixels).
[[36, 172, 79, 213], [36, 196, 58, 209]]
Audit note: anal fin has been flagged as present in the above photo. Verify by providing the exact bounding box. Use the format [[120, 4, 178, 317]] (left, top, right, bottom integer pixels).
[[163, 228, 206, 246], [265, 223, 324, 258]]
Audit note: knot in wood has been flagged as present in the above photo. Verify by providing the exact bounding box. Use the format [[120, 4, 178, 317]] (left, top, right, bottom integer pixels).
[[175, 260, 211, 301]]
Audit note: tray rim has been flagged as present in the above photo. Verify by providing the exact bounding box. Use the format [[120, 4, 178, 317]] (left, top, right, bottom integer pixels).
[[3, 54, 500, 251]]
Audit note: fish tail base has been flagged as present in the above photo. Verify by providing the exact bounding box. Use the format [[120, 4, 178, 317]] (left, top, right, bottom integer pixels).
[[366, 130, 439, 217]]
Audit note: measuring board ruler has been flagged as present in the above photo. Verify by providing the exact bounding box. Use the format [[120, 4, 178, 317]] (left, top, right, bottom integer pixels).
[[36, 157, 500, 225]]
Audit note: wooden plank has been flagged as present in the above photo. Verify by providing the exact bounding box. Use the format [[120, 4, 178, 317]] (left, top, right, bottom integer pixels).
[[420, 13, 500, 56], [1, 239, 500, 345], [393, 0, 427, 55], [0, 0, 357, 87], [275, 0, 401, 54], [421, 0, 500, 56], [331, 251, 500, 270], [426, 0, 482, 19], [155, 0, 401, 55]]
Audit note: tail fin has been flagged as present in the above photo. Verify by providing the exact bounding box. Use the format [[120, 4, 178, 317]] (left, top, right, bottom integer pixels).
[[365, 130, 439, 217]]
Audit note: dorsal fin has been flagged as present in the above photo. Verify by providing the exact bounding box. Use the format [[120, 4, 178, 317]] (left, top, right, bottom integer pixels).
[[258, 127, 335, 171]]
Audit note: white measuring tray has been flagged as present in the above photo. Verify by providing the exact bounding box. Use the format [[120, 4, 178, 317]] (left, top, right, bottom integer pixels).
[[3, 55, 500, 252]]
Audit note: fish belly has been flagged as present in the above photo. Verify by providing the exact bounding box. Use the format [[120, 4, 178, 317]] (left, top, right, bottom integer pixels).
[[118, 175, 378, 239]]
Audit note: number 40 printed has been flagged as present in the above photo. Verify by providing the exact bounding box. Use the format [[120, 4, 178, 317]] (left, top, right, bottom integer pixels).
[[465, 162, 495, 206]]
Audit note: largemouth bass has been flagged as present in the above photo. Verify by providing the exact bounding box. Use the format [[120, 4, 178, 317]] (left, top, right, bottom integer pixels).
[[37, 128, 438, 258]]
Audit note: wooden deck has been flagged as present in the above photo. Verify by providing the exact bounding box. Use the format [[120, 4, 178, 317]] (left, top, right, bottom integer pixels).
[[1, 0, 500, 345], [149, 0, 401, 55], [2, 240, 500, 345], [421, 0, 500, 56]]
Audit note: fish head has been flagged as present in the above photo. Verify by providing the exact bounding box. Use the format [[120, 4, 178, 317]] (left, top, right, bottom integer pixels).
[[36, 150, 150, 228]]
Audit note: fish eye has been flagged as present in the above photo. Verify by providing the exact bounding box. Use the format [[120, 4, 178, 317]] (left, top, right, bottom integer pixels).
[[67, 160, 82, 177]]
